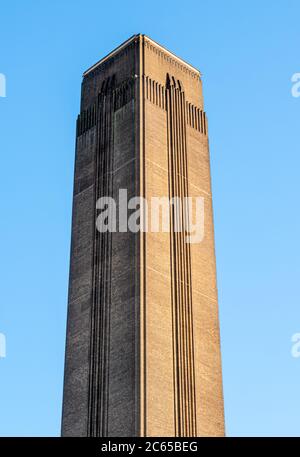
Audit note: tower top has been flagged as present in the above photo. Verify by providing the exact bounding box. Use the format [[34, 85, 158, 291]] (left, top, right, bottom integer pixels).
[[83, 34, 201, 77]]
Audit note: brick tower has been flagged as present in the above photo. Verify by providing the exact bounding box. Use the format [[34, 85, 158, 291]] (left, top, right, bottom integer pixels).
[[62, 34, 224, 437]]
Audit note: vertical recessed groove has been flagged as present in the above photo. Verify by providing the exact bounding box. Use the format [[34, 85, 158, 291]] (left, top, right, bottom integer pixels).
[[171, 84, 182, 436], [152, 80, 155, 104], [140, 37, 147, 438], [166, 74, 197, 437], [182, 92, 197, 436], [87, 78, 129, 437], [166, 85, 178, 437], [177, 88, 189, 437], [158, 84, 161, 108], [173, 85, 185, 436], [175, 87, 185, 435], [167, 81, 180, 436], [200, 111, 203, 134]]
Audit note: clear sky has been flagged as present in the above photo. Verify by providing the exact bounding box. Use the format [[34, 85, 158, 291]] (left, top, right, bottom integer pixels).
[[0, 0, 299, 437]]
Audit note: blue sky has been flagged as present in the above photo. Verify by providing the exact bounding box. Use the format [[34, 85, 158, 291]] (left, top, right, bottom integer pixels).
[[0, 0, 299, 436]]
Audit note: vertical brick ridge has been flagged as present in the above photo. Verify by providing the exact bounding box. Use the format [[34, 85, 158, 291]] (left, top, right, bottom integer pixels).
[[166, 73, 197, 437], [139, 42, 147, 436], [87, 76, 135, 436], [88, 87, 114, 437]]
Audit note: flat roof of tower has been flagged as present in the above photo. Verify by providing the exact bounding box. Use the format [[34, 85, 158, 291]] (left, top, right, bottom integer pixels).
[[83, 34, 201, 77]]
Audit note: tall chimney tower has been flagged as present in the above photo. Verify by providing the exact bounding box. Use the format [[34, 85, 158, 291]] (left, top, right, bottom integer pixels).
[[62, 34, 224, 437]]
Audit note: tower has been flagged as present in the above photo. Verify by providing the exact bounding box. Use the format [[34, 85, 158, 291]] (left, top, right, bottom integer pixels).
[[62, 34, 224, 437]]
